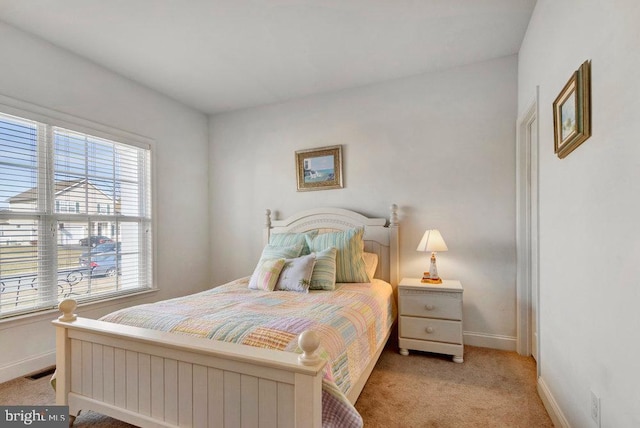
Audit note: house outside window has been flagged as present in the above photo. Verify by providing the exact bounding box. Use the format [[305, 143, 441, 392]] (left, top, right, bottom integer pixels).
[[0, 110, 153, 319]]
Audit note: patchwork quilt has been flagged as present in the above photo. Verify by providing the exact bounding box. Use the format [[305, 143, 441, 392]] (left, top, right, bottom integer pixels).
[[101, 277, 396, 428]]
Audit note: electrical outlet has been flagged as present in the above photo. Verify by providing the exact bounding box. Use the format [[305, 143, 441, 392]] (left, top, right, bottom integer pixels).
[[591, 391, 601, 427]]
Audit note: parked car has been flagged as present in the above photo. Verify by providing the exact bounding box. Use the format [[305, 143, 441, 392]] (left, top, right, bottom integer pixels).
[[78, 235, 113, 247], [80, 253, 121, 277], [78, 242, 121, 264]]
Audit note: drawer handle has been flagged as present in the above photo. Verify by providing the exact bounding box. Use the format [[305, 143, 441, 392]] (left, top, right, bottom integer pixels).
[[425, 304, 435, 311], [426, 327, 434, 334]]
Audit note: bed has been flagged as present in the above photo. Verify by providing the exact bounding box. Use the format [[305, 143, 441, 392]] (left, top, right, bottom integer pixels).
[[53, 205, 400, 427]]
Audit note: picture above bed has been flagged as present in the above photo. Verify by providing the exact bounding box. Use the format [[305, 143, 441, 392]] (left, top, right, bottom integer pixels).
[[295, 145, 343, 192]]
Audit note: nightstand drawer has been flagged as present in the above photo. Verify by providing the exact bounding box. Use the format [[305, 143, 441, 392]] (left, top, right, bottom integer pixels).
[[399, 290, 462, 320], [400, 316, 462, 344]]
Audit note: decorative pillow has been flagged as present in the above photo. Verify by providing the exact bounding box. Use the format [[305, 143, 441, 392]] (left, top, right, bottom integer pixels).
[[362, 252, 379, 281], [269, 231, 318, 255], [275, 254, 317, 292], [306, 228, 369, 283], [248, 258, 286, 291], [258, 244, 303, 262], [308, 247, 338, 290]]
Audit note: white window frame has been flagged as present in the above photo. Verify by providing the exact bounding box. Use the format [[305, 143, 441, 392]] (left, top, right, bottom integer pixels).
[[0, 96, 156, 320]]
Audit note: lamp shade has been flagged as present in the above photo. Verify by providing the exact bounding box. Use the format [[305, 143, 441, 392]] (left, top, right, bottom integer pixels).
[[416, 229, 448, 252]]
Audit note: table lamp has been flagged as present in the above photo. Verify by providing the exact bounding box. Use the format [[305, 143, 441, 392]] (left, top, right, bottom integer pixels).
[[416, 229, 448, 284]]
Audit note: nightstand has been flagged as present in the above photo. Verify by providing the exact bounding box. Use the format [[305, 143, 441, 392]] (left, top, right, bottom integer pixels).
[[398, 278, 464, 363]]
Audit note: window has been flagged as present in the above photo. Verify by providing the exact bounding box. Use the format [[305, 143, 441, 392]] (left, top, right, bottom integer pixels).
[[97, 203, 112, 215], [0, 110, 152, 319], [56, 200, 80, 213]]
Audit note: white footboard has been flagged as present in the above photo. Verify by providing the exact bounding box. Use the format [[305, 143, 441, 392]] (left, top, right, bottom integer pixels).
[[53, 300, 325, 428]]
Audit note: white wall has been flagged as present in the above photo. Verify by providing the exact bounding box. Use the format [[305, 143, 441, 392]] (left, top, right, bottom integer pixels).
[[519, 1, 640, 426], [209, 56, 518, 350], [0, 22, 210, 381]]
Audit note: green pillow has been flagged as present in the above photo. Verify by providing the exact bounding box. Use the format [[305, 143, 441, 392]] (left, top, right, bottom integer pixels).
[[308, 247, 338, 290], [306, 228, 369, 283], [269, 231, 319, 255], [258, 244, 303, 262]]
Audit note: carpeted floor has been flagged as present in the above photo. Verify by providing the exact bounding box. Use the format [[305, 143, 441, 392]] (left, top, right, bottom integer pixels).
[[355, 343, 553, 427], [0, 344, 552, 427]]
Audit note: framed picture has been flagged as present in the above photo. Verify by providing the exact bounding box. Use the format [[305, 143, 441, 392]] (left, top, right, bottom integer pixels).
[[553, 60, 591, 159], [295, 145, 343, 191]]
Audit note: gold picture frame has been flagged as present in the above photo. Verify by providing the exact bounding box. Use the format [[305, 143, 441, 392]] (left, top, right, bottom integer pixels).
[[553, 60, 591, 159], [295, 145, 343, 191]]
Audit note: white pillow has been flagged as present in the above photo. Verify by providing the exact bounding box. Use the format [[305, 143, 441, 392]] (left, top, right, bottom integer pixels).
[[275, 254, 317, 293], [362, 252, 378, 281]]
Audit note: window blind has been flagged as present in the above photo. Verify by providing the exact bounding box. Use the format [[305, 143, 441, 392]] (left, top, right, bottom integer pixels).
[[0, 111, 152, 318]]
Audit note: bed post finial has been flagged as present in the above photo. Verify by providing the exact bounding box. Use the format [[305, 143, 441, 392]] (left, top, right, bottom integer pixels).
[[265, 209, 272, 228], [390, 204, 398, 226], [58, 299, 77, 322], [264, 209, 273, 247], [298, 330, 322, 366]]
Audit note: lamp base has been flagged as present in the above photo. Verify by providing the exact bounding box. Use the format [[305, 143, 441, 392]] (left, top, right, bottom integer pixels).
[[421, 272, 442, 284]]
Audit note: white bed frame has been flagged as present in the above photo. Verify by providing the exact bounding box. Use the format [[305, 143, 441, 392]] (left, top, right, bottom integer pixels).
[[53, 205, 399, 427]]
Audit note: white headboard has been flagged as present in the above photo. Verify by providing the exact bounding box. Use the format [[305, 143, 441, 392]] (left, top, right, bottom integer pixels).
[[264, 205, 399, 287]]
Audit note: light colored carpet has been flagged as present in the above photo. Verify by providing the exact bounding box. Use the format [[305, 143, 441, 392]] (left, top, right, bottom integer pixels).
[[0, 344, 552, 427], [355, 343, 553, 427]]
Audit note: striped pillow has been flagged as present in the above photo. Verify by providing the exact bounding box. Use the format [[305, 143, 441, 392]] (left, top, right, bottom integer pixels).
[[248, 258, 286, 291], [308, 247, 338, 290], [269, 231, 318, 255], [306, 228, 369, 283], [258, 244, 303, 262]]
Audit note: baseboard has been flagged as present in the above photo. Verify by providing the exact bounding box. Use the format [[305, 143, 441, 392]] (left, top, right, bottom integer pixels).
[[0, 350, 55, 384], [463, 331, 517, 351], [537, 376, 570, 428]]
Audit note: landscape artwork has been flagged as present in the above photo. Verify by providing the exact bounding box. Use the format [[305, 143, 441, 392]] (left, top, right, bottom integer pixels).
[[560, 92, 576, 141], [295, 145, 343, 191], [303, 154, 335, 184], [553, 60, 591, 159]]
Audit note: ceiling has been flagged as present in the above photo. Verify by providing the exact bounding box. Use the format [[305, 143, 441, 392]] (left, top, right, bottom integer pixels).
[[0, 0, 536, 115]]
